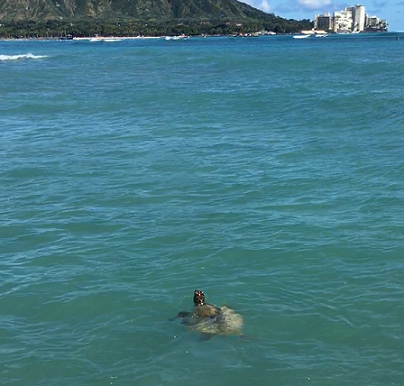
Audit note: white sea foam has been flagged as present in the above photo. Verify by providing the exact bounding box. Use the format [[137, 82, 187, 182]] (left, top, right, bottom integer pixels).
[[0, 53, 47, 61]]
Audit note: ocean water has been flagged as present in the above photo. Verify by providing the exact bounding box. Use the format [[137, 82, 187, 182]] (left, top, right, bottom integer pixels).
[[1, 33, 404, 386]]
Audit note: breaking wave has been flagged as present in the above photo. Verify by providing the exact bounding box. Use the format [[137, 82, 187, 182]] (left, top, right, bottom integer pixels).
[[0, 53, 47, 61]]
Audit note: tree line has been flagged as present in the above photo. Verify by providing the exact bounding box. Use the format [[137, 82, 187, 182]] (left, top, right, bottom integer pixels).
[[0, 18, 314, 38]]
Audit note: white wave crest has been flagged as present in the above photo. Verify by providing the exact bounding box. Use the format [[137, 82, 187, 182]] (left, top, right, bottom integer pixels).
[[0, 53, 47, 61]]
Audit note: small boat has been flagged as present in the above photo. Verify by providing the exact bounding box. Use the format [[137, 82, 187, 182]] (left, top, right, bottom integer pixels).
[[164, 35, 189, 40], [89, 37, 122, 42], [102, 38, 123, 42], [293, 34, 310, 39], [59, 34, 73, 40]]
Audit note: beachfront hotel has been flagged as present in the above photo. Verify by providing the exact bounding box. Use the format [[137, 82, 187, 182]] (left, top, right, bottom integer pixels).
[[314, 5, 387, 33]]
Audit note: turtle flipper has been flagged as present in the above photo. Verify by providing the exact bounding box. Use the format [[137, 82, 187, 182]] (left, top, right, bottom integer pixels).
[[199, 333, 215, 341], [239, 333, 253, 341], [169, 311, 191, 321], [221, 304, 234, 310]]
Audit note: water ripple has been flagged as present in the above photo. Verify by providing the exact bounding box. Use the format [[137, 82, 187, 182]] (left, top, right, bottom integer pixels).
[[1, 36, 404, 386]]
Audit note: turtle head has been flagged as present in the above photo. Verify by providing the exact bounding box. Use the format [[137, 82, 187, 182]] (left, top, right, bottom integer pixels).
[[193, 289, 205, 306]]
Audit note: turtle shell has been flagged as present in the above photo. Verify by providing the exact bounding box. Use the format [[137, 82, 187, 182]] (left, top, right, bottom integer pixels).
[[187, 306, 244, 336], [193, 303, 221, 318]]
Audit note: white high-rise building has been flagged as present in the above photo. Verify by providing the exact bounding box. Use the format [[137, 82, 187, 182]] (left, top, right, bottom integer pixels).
[[333, 9, 353, 32], [349, 5, 366, 31], [314, 4, 387, 33]]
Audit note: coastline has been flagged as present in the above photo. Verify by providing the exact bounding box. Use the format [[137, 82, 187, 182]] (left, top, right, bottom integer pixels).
[[0, 30, 397, 42]]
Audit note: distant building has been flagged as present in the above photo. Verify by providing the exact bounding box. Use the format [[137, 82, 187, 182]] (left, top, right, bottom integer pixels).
[[314, 4, 387, 33], [347, 5, 365, 31], [333, 8, 353, 32], [314, 13, 332, 31], [366, 15, 379, 27], [365, 15, 387, 31]]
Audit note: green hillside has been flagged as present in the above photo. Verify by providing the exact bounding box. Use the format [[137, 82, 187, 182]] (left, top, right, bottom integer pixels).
[[0, 0, 313, 37]]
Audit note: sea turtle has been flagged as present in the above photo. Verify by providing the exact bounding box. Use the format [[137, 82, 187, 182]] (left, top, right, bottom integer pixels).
[[171, 290, 221, 324], [172, 289, 244, 339]]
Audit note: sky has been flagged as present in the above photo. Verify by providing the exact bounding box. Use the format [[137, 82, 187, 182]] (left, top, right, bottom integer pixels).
[[240, 0, 403, 31]]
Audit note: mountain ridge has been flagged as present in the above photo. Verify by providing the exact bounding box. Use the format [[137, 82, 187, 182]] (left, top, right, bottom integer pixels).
[[0, 0, 303, 23], [0, 0, 313, 37]]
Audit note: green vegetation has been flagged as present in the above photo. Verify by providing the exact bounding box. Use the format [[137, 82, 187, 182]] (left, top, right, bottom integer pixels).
[[0, 0, 313, 38]]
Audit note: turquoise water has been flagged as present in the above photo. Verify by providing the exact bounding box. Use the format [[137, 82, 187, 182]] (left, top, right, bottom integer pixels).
[[1, 34, 404, 386]]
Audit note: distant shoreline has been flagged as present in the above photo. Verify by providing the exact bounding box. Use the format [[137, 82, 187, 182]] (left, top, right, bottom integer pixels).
[[0, 30, 397, 42]]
